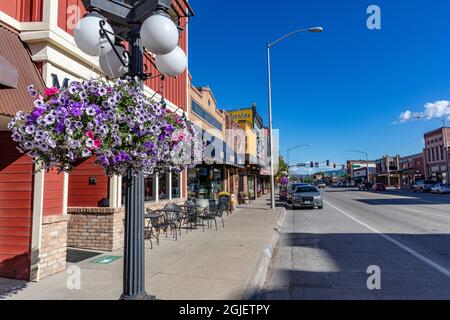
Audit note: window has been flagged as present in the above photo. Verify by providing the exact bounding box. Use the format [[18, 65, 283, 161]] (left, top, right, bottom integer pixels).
[[441, 145, 444, 160], [158, 172, 168, 200], [172, 172, 180, 198], [192, 99, 222, 131], [145, 176, 155, 201], [295, 186, 319, 193]]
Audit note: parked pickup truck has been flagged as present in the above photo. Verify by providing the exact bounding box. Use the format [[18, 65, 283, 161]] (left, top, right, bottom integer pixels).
[[412, 180, 436, 193]]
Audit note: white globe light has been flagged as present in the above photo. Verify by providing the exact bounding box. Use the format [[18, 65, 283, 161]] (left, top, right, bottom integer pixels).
[[155, 46, 187, 77], [99, 45, 129, 78], [74, 14, 114, 57], [141, 13, 179, 55]]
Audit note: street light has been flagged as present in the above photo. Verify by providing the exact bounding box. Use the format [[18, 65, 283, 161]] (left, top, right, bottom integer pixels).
[[347, 150, 370, 183], [267, 26, 323, 210], [75, 0, 190, 300], [413, 115, 449, 183], [287, 144, 312, 176]]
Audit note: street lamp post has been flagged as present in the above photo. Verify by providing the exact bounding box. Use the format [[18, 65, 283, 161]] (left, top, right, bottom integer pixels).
[[287, 144, 312, 177], [267, 26, 323, 210], [414, 116, 449, 183], [347, 150, 369, 183], [74, 0, 190, 300]]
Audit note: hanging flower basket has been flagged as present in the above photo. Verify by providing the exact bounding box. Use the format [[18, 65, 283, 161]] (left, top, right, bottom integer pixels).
[[8, 77, 203, 177]]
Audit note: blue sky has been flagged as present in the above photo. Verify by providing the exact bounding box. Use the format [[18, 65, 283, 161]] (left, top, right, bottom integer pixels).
[[188, 0, 450, 174]]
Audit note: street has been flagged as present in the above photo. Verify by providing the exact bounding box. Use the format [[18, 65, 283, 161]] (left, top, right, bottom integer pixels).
[[262, 188, 450, 299]]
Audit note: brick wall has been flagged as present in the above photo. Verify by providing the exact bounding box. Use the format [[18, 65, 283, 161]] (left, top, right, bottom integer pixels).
[[67, 198, 187, 252], [145, 198, 187, 210], [67, 207, 125, 252], [39, 215, 69, 280]]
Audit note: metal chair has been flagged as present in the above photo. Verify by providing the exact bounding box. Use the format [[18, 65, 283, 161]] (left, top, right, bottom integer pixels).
[[164, 203, 185, 236], [144, 209, 165, 249], [214, 204, 225, 228], [197, 205, 218, 231]]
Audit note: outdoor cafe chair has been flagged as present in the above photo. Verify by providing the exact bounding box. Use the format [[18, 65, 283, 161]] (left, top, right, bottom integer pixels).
[[163, 203, 187, 237], [213, 204, 225, 228], [159, 206, 183, 240], [144, 209, 165, 249], [197, 205, 218, 231], [178, 203, 198, 233]]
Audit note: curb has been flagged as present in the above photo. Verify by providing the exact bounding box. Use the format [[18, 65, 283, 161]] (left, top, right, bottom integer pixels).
[[242, 206, 287, 300]]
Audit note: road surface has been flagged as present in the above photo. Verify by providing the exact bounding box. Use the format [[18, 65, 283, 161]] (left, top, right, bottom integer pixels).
[[262, 188, 450, 299]]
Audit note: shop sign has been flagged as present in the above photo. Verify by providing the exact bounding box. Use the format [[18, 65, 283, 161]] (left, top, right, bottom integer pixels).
[[228, 109, 253, 129]]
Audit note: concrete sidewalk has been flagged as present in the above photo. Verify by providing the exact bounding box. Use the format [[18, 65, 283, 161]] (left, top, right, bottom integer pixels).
[[1, 196, 284, 300]]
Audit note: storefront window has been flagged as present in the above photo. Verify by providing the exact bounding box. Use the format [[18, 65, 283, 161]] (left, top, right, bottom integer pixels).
[[187, 168, 198, 199], [158, 172, 168, 200], [239, 175, 244, 192], [172, 172, 180, 198], [145, 176, 155, 201]]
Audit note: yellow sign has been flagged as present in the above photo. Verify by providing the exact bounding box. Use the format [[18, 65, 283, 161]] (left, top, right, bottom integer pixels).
[[228, 109, 253, 129]]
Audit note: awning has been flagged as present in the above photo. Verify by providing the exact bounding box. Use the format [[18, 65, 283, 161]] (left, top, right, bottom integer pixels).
[[0, 25, 45, 117]]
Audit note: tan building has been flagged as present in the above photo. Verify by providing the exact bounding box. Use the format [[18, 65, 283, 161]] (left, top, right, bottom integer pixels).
[[187, 74, 244, 202]]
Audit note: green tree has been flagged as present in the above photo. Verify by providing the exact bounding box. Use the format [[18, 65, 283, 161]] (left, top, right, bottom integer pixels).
[[275, 155, 288, 184]]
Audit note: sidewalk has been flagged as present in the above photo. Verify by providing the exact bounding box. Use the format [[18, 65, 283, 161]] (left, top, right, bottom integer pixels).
[[0, 196, 284, 300]]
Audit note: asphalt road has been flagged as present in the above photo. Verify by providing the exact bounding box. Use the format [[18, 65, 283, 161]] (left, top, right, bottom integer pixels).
[[261, 188, 450, 300]]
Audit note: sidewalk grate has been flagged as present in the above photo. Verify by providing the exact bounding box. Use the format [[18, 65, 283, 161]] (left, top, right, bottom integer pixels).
[[66, 248, 103, 263]]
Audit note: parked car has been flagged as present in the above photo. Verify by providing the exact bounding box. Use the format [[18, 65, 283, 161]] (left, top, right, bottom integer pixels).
[[431, 183, 450, 194], [292, 185, 323, 209], [358, 182, 373, 191], [412, 180, 436, 193], [287, 183, 308, 204], [317, 182, 326, 189], [372, 183, 386, 191]]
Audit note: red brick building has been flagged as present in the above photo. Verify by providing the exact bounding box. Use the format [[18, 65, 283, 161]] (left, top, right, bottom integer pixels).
[[423, 127, 450, 183], [399, 153, 425, 188]]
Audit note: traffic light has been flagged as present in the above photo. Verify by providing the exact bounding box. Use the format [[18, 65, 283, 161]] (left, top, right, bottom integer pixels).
[[333, 163, 337, 168], [310, 161, 314, 168], [326, 160, 330, 166]]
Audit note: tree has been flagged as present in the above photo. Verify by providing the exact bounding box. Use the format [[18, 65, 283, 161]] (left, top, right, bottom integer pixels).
[[275, 155, 289, 184]]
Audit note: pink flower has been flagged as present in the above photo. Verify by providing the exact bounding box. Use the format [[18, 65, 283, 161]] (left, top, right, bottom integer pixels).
[[86, 131, 95, 140], [94, 138, 102, 149], [171, 131, 180, 142], [44, 87, 59, 97], [177, 131, 186, 141]]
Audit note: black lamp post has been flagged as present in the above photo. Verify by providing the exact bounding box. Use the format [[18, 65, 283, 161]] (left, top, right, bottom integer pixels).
[[75, 0, 192, 300]]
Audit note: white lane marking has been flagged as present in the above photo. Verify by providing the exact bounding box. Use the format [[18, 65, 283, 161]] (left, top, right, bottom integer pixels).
[[323, 200, 450, 279]]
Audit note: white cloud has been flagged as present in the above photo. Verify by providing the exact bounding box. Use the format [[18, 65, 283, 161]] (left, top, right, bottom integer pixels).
[[399, 110, 412, 123], [398, 100, 450, 123]]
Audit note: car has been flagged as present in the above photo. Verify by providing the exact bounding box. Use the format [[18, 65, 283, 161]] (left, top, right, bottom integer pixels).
[[358, 182, 373, 191], [372, 183, 386, 191], [287, 183, 308, 204], [292, 185, 323, 209], [431, 183, 450, 194], [317, 182, 326, 189], [412, 180, 436, 193]]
